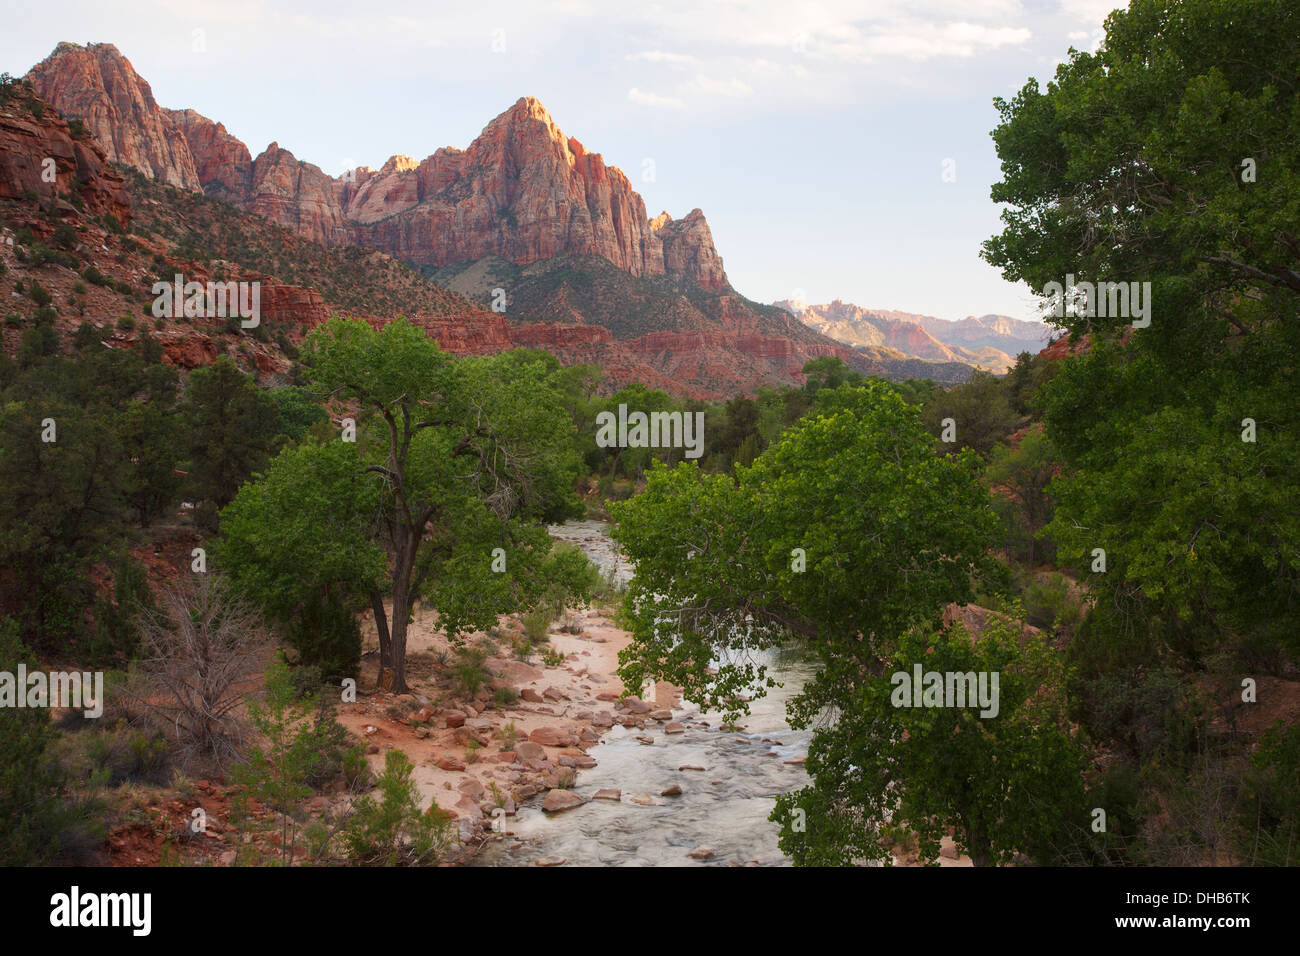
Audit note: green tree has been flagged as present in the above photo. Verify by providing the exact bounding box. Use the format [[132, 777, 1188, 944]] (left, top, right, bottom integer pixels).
[[986, 423, 1058, 565], [773, 614, 1084, 866], [181, 356, 282, 521], [984, 0, 1300, 666], [611, 382, 1010, 864], [230, 656, 324, 865], [0, 620, 71, 864], [291, 317, 588, 692], [218, 442, 386, 679]]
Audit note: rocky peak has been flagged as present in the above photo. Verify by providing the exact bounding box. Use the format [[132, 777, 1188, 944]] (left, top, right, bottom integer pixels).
[[25, 44, 732, 291], [25, 41, 200, 190]]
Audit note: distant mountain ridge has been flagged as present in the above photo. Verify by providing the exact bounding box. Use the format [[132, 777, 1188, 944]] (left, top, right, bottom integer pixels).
[[775, 299, 1050, 374]]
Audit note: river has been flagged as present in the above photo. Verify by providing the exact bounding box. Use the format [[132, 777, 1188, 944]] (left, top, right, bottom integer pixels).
[[475, 519, 817, 866]]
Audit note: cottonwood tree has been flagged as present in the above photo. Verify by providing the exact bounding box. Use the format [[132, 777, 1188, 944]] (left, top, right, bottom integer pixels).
[[218, 441, 386, 680], [985, 0, 1300, 667], [287, 317, 590, 693], [772, 615, 1083, 866], [610, 383, 1028, 861]]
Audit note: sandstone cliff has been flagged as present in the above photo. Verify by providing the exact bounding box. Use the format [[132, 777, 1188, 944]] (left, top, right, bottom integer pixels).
[[26, 42, 199, 190], [0, 83, 131, 226]]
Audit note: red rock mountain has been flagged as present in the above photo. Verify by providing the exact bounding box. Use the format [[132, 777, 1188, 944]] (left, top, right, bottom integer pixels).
[[25, 42, 199, 190], [25, 44, 727, 290], [24, 42, 927, 395]]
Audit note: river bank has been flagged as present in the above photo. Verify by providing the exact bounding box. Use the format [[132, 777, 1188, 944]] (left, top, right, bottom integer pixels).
[[339, 519, 970, 866]]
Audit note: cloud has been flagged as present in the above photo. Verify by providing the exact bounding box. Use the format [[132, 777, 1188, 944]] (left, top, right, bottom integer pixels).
[[1057, 0, 1122, 24], [627, 87, 685, 109], [626, 50, 696, 65], [687, 75, 753, 97], [820, 21, 1033, 61]]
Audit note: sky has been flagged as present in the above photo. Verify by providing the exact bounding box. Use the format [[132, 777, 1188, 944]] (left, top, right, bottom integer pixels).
[[2, 0, 1125, 322]]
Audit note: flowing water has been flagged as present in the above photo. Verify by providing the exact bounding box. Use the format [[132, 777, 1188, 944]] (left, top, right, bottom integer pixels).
[[475, 520, 817, 867]]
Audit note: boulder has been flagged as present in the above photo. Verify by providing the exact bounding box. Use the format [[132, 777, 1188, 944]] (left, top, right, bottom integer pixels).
[[541, 790, 586, 813], [529, 726, 578, 748], [514, 741, 546, 761]]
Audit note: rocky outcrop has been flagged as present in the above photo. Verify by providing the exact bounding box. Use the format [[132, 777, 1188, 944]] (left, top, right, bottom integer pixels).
[[246, 143, 353, 247], [512, 322, 613, 348], [260, 284, 332, 329], [25, 42, 199, 189], [0, 93, 131, 226], [343, 98, 729, 289], [164, 108, 252, 205], [652, 208, 727, 291]]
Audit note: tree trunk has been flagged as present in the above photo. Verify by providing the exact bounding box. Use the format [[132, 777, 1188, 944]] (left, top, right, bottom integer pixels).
[[369, 588, 391, 689], [387, 528, 417, 694], [966, 823, 993, 867]]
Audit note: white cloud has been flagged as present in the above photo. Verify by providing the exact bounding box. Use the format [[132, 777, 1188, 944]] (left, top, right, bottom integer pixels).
[[1057, 0, 1122, 24], [825, 21, 1033, 61], [627, 87, 685, 109], [687, 75, 753, 97], [626, 50, 696, 65]]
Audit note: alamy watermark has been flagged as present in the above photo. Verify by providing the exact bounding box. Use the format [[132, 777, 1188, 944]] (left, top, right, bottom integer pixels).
[[50, 886, 150, 936], [152, 274, 261, 327], [1042, 273, 1150, 328], [595, 404, 705, 460], [0, 665, 103, 718], [890, 664, 999, 718]]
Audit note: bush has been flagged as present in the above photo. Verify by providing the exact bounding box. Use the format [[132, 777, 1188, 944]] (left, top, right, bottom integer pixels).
[[452, 646, 490, 698], [342, 750, 455, 866], [522, 608, 552, 644], [1022, 571, 1083, 636], [28, 279, 51, 307], [117, 314, 136, 331], [493, 687, 517, 706]]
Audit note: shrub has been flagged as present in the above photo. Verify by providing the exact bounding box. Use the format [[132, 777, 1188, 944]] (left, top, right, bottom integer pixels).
[[493, 687, 517, 706], [522, 608, 552, 644], [1022, 571, 1083, 636], [28, 279, 51, 307], [452, 646, 490, 699], [342, 749, 454, 866]]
